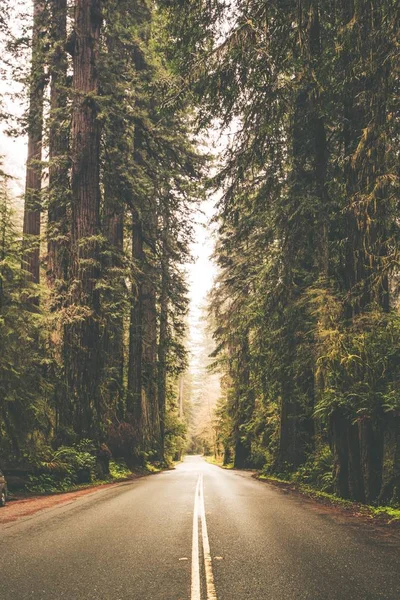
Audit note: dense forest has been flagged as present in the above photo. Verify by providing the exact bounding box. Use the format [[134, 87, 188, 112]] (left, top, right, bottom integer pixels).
[[0, 0, 399, 507], [0, 0, 201, 489]]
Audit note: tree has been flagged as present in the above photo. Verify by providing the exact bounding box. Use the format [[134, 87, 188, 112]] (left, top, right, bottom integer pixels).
[[64, 0, 103, 441], [22, 0, 46, 292]]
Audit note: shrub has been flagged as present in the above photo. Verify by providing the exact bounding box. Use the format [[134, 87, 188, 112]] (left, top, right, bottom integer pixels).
[[26, 442, 97, 493]]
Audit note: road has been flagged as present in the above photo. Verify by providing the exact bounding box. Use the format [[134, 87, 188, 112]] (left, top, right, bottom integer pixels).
[[1, 455, 399, 600]]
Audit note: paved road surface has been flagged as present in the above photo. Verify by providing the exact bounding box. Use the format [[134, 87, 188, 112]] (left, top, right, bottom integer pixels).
[[1, 456, 399, 600]]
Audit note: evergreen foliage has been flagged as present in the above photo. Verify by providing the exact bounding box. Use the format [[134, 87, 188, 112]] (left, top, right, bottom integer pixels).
[[0, 0, 398, 509], [0, 0, 201, 481], [170, 0, 400, 504]]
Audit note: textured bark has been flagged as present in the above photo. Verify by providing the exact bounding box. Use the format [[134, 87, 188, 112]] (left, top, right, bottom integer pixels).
[[127, 216, 144, 424], [232, 333, 254, 469], [142, 219, 159, 448], [347, 421, 365, 502], [361, 417, 385, 504], [22, 0, 45, 289], [47, 0, 69, 290], [102, 21, 126, 420], [331, 410, 350, 499], [103, 189, 125, 420], [309, 1, 329, 278], [157, 210, 169, 462], [65, 0, 102, 440], [127, 27, 159, 451], [379, 418, 400, 505]]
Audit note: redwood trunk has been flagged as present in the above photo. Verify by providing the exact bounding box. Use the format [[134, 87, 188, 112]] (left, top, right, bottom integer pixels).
[[331, 410, 350, 499], [66, 0, 102, 440], [22, 0, 45, 290], [47, 0, 69, 289], [157, 209, 169, 462]]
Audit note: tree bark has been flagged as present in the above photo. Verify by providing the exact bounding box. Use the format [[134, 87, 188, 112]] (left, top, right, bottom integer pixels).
[[65, 0, 102, 440], [22, 0, 46, 291], [331, 410, 350, 499], [47, 0, 69, 290], [157, 207, 169, 462], [232, 332, 254, 469], [347, 420, 365, 502], [127, 216, 144, 426]]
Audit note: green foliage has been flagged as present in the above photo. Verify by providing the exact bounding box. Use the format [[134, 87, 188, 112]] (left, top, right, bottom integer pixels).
[[164, 411, 186, 464], [292, 447, 334, 493], [26, 442, 97, 493], [170, 0, 400, 504], [0, 177, 51, 461], [109, 459, 131, 480]]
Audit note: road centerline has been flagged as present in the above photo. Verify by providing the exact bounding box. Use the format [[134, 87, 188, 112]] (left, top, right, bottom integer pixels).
[[191, 473, 218, 600], [199, 474, 218, 600], [191, 475, 201, 600]]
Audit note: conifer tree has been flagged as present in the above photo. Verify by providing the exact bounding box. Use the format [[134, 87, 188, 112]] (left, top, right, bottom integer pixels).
[[22, 0, 46, 291]]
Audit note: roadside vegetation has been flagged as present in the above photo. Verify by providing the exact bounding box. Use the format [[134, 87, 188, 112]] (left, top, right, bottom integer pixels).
[[0, 0, 399, 514], [172, 0, 399, 511], [0, 0, 196, 495]]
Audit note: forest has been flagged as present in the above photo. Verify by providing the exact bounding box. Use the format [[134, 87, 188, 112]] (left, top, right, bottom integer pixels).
[[0, 0, 399, 508]]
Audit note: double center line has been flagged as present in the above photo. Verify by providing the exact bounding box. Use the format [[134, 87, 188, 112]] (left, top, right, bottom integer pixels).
[[191, 473, 218, 600]]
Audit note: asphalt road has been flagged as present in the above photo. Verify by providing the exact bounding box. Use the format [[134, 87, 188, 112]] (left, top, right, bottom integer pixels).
[[1, 455, 399, 600]]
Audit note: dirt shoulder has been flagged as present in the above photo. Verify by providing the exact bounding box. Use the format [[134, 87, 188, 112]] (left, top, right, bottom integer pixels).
[[0, 470, 158, 526], [255, 473, 400, 531]]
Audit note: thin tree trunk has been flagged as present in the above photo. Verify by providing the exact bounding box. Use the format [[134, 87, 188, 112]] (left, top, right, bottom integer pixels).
[[233, 332, 254, 469], [103, 189, 125, 420], [47, 0, 69, 444], [22, 0, 46, 291], [309, 0, 329, 279], [157, 208, 169, 462], [127, 216, 144, 426], [47, 0, 69, 289], [142, 242, 159, 448]]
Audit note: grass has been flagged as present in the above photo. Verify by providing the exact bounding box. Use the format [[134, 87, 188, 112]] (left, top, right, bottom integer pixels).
[[204, 455, 234, 469], [257, 473, 400, 524], [9, 459, 167, 500]]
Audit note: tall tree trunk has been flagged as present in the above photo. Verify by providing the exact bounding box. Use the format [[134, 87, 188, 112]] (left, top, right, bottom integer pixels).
[[103, 187, 125, 421], [47, 0, 69, 444], [142, 214, 160, 450], [347, 421, 365, 502], [361, 417, 385, 504], [331, 410, 350, 499], [308, 0, 329, 279], [127, 31, 157, 453], [232, 332, 254, 469], [22, 0, 46, 292], [47, 0, 69, 290], [65, 0, 102, 440], [127, 216, 144, 427], [157, 208, 169, 462]]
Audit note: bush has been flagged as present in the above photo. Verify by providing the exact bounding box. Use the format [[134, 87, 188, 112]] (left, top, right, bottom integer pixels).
[[293, 446, 334, 492], [109, 459, 131, 479], [26, 441, 97, 493], [165, 413, 186, 464]]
